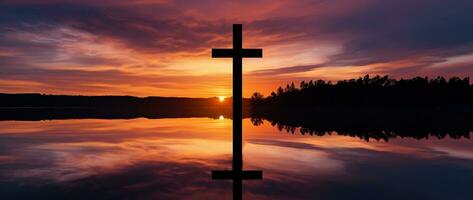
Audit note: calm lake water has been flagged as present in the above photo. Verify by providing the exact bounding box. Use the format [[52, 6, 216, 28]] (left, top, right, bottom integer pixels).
[[0, 117, 472, 200]]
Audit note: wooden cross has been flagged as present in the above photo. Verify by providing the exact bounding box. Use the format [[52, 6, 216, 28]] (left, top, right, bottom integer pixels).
[[211, 24, 263, 199]]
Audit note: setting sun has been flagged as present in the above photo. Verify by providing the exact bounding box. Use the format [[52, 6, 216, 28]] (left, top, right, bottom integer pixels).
[[218, 96, 225, 102]]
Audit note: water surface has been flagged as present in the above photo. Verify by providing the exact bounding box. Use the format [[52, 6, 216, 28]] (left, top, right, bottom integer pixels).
[[0, 118, 472, 199]]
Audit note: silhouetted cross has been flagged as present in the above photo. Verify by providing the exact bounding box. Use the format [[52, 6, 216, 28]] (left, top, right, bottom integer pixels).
[[211, 24, 263, 199]]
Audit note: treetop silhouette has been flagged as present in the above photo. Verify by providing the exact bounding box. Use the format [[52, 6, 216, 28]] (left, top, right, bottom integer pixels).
[[251, 75, 473, 108]]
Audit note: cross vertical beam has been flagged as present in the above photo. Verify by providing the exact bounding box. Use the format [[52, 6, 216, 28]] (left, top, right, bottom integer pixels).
[[211, 24, 263, 200]]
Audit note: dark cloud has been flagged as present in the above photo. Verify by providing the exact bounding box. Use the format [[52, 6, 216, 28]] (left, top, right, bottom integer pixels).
[[249, 63, 326, 76], [248, 0, 473, 75], [0, 3, 229, 54], [7, 0, 472, 65], [325, 0, 473, 65]]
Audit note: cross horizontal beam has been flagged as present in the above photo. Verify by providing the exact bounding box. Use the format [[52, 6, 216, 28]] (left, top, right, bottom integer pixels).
[[212, 48, 263, 58], [211, 170, 263, 180]]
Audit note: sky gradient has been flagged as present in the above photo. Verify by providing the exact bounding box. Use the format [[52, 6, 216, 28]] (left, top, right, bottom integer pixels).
[[1, 0, 473, 97]]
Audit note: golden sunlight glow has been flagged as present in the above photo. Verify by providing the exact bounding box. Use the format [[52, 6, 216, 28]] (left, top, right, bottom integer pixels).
[[218, 96, 225, 102], [219, 115, 224, 120]]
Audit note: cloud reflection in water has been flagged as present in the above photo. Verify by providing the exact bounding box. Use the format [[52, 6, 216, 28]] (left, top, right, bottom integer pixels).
[[0, 118, 472, 199]]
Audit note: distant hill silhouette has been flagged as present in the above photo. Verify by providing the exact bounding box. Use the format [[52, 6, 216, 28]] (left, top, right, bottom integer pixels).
[[0, 93, 231, 108], [0, 93, 251, 121]]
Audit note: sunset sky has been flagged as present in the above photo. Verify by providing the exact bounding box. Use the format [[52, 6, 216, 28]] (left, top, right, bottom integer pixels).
[[1, 0, 473, 97]]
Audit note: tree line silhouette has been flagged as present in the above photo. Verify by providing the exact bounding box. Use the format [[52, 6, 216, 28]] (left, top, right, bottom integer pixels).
[[249, 75, 473, 140], [251, 75, 473, 109]]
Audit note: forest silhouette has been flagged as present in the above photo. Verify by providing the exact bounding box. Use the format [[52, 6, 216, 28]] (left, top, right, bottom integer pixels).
[[250, 75, 473, 141], [251, 75, 473, 108]]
